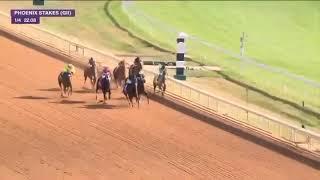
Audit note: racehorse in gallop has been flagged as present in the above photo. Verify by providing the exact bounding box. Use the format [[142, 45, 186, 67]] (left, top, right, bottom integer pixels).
[[113, 60, 126, 88], [58, 71, 73, 97], [153, 74, 166, 96], [83, 57, 97, 89], [96, 67, 112, 104], [153, 64, 167, 96], [123, 73, 149, 108]]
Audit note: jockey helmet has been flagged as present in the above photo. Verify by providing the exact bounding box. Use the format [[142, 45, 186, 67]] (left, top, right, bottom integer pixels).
[[89, 57, 94, 63], [67, 64, 75, 74], [134, 57, 141, 64], [102, 66, 110, 73]]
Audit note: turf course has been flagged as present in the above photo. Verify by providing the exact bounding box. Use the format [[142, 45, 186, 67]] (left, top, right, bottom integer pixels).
[[119, 1, 320, 80], [109, 1, 320, 111]]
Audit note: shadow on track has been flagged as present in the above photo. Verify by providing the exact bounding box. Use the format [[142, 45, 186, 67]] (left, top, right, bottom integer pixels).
[[38, 88, 61, 92], [73, 89, 94, 94], [14, 96, 50, 100], [39, 87, 94, 94], [148, 93, 320, 170], [80, 104, 118, 110], [50, 100, 86, 104], [112, 97, 126, 100]]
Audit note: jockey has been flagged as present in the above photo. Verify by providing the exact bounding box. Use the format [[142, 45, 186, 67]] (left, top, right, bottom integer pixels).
[[158, 63, 166, 76], [63, 64, 76, 75], [101, 66, 111, 79], [124, 57, 143, 93], [158, 63, 167, 82], [88, 57, 95, 67], [127, 56, 143, 83], [131, 57, 143, 77]]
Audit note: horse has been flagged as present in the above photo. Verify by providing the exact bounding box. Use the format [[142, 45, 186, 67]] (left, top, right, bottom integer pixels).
[[96, 73, 111, 104], [58, 72, 73, 97], [153, 73, 166, 96], [83, 61, 97, 89], [113, 60, 126, 88], [123, 74, 149, 108]]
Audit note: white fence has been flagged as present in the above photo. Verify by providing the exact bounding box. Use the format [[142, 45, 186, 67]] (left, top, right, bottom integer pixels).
[[0, 12, 319, 157]]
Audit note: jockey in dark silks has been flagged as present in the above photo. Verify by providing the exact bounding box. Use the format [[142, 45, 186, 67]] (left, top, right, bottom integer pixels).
[[59, 63, 75, 90], [98, 66, 112, 98], [88, 57, 95, 67], [124, 57, 144, 93]]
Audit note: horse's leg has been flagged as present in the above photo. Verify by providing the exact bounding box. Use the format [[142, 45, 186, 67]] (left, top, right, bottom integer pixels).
[[69, 83, 73, 96], [93, 77, 97, 89], [58, 80, 63, 97], [96, 80, 99, 103], [63, 86, 67, 96], [126, 94, 131, 107], [66, 87, 70, 97], [153, 82, 156, 94], [129, 95, 133, 108], [90, 77, 94, 90], [121, 80, 125, 88], [145, 91, 150, 104], [125, 94, 130, 107], [66, 86, 69, 97], [136, 95, 140, 109], [117, 79, 120, 89], [83, 73, 87, 87], [114, 78, 118, 89], [60, 89, 63, 97], [103, 90, 106, 104]]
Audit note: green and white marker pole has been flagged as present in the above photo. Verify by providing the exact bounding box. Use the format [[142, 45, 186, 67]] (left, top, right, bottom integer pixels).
[[174, 32, 188, 80], [33, 0, 44, 6]]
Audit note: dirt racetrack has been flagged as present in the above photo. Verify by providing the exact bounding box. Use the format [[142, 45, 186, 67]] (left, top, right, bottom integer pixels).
[[0, 34, 319, 180]]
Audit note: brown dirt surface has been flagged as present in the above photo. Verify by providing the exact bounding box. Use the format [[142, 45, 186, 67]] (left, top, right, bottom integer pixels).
[[0, 35, 319, 180]]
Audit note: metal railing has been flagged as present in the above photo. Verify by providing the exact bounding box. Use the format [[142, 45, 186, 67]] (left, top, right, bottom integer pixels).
[[0, 12, 319, 156]]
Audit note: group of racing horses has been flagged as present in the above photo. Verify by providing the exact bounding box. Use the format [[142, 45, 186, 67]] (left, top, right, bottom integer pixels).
[[58, 57, 166, 108]]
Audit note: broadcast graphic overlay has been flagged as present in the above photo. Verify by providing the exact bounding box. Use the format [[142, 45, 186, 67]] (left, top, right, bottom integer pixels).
[[11, 9, 75, 24]]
